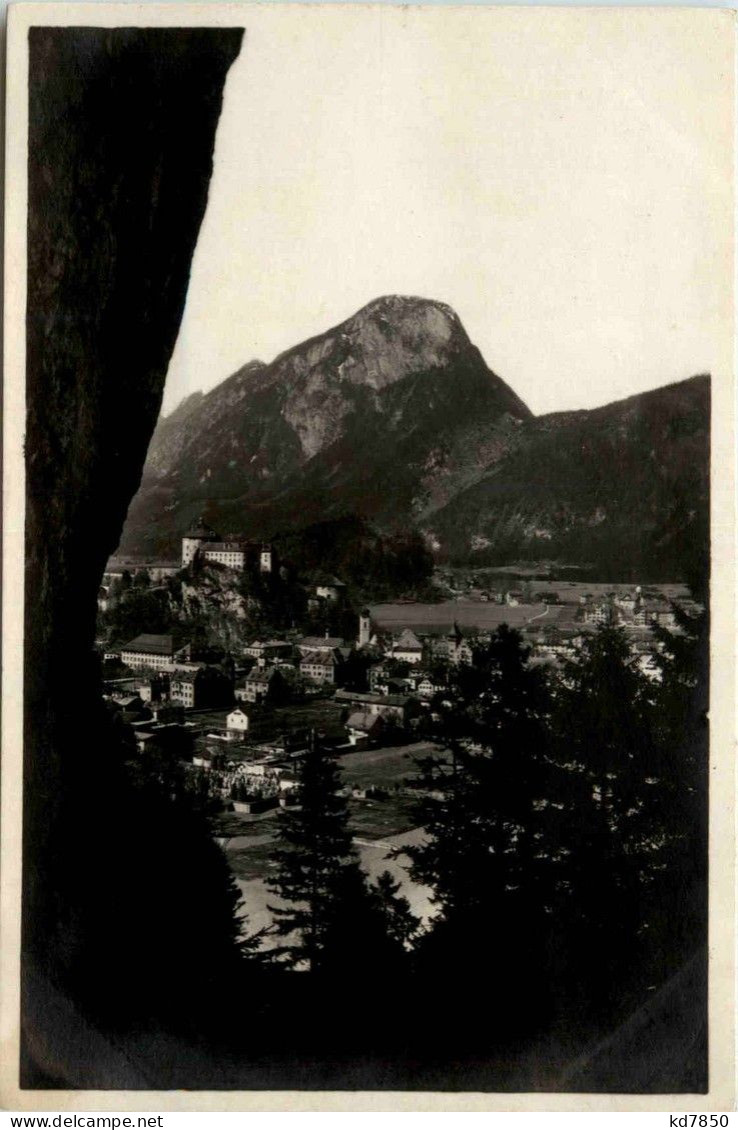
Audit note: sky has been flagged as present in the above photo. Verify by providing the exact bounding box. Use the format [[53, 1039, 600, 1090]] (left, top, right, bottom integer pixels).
[[161, 6, 733, 417]]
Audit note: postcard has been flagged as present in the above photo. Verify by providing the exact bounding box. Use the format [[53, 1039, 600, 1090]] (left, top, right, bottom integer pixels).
[[2, 2, 734, 1111]]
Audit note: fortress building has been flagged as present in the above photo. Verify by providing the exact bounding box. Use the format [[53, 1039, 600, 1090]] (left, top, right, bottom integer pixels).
[[182, 519, 273, 573], [181, 520, 219, 567]]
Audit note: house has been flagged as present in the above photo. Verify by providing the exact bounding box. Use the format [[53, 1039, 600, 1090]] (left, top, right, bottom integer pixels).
[[169, 672, 199, 709], [346, 711, 386, 747], [110, 691, 144, 712], [506, 590, 523, 606], [300, 649, 343, 686], [635, 601, 676, 629], [120, 633, 190, 671], [170, 665, 233, 710], [334, 689, 420, 726], [314, 575, 347, 603], [297, 634, 346, 655], [390, 628, 424, 665], [615, 587, 641, 613], [416, 674, 444, 699], [237, 666, 285, 704], [367, 661, 392, 692], [137, 673, 170, 703], [243, 639, 293, 663], [226, 708, 250, 735], [581, 601, 617, 626]]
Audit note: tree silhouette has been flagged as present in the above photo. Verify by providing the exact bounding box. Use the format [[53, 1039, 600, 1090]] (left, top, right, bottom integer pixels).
[[268, 733, 412, 986], [267, 733, 360, 974], [547, 624, 669, 1012], [404, 626, 556, 1019], [646, 604, 709, 976]]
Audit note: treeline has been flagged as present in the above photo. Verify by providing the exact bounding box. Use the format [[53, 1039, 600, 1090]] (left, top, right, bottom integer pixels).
[[273, 514, 437, 603], [441, 497, 709, 593]]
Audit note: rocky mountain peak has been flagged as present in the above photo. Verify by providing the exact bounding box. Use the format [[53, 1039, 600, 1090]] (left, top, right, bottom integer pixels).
[[268, 294, 474, 404]]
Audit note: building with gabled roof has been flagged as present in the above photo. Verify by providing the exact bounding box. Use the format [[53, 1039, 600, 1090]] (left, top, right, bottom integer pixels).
[[226, 707, 250, 734], [300, 649, 344, 686], [169, 665, 234, 710], [120, 634, 190, 671], [346, 711, 385, 746], [334, 688, 420, 724], [237, 665, 285, 704], [390, 628, 424, 665], [297, 634, 346, 654]]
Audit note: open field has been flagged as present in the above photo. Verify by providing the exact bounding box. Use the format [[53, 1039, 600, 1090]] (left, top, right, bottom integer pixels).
[[371, 583, 691, 633], [210, 810, 280, 838], [220, 797, 420, 880], [268, 697, 345, 734], [338, 741, 441, 790], [369, 600, 574, 632], [347, 797, 418, 841]]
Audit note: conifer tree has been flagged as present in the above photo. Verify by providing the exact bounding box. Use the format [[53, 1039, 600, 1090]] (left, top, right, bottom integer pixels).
[[404, 626, 556, 1001], [647, 604, 709, 969], [268, 733, 413, 980], [547, 623, 667, 1006], [370, 869, 420, 950], [267, 733, 364, 973]]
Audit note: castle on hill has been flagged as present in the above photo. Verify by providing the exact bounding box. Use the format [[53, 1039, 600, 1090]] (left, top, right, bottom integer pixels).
[[182, 519, 273, 573]]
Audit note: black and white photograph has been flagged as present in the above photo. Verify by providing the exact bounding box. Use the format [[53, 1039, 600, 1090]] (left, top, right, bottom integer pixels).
[[1, 2, 735, 1108]]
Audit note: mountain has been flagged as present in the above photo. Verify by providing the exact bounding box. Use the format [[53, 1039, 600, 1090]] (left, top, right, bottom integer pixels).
[[426, 374, 710, 583], [118, 296, 531, 554], [118, 297, 709, 584]]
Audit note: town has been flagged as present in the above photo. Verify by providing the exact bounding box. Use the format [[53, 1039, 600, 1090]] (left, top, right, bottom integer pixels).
[[95, 518, 701, 935]]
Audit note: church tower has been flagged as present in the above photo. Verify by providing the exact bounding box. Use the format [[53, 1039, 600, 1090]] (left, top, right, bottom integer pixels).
[[358, 608, 372, 649]]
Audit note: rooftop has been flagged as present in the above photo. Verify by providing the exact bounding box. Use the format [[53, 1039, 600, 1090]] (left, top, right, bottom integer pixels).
[[245, 668, 280, 684], [394, 629, 423, 650], [346, 711, 384, 733], [300, 651, 338, 667], [206, 541, 245, 553], [299, 635, 345, 649], [121, 633, 181, 656], [315, 574, 347, 588], [335, 689, 412, 707]]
